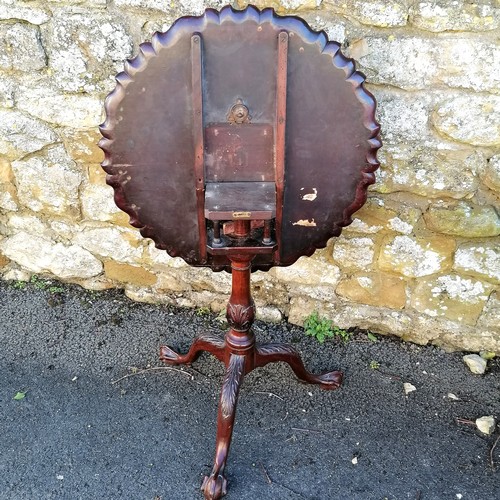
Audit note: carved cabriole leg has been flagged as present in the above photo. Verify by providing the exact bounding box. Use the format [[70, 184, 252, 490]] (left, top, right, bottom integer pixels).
[[254, 344, 343, 391], [201, 353, 245, 499], [202, 251, 256, 500], [160, 332, 225, 365]]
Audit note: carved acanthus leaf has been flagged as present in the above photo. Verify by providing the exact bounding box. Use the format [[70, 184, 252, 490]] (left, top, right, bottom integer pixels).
[[226, 302, 255, 332], [221, 355, 245, 419]]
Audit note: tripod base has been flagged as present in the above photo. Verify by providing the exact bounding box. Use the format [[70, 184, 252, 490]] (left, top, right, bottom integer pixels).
[[160, 245, 342, 499], [160, 333, 342, 499]]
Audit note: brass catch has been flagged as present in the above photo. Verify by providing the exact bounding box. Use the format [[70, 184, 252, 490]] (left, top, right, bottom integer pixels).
[[232, 211, 252, 219]]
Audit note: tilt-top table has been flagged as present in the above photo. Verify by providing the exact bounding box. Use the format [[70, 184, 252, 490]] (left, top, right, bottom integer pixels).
[[99, 6, 380, 499]]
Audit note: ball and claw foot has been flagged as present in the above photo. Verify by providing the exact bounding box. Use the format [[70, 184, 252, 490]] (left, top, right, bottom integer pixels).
[[201, 473, 227, 500], [159, 344, 182, 364], [314, 370, 343, 390]]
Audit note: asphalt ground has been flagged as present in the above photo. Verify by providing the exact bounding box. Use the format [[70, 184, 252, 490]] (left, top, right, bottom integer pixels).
[[0, 279, 499, 500]]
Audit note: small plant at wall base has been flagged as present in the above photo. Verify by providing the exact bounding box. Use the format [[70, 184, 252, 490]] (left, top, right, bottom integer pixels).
[[303, 311, 352, 343], [12, 280, 27, 290], [196, 306, 211, 316], [29, 275, 64, 293]]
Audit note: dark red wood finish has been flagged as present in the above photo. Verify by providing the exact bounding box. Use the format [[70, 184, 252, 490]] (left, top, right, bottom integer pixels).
[[99, 5, 380, 272], [100, 5, 380, 499], [160, 221, 342, 499]]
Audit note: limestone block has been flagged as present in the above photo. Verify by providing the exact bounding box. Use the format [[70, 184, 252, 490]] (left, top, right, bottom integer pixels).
[[0, 22, 46, 71], [478, 292, 500, 331], [2, 268, 30, 282], [87, 164, 107, 185], [375, 91, 435, 146], [154, 271, 191, 293], [272, 254, 340, 286], [162, 0, 231, 17], [236, 0, 319, 13], [411, 274, 494, 325], [323, 0, 408, 27], [187, 266, 232, 294], [9, 215, 81, 249], [252, 273, 289, 308], [49, 219, 78, 241], [16, 81, 103, 129], [0, 232, 103, 279], [0, 76, 15, 108], [336, 271, 407, 309], [48, 0, 106, 7], [47, 9, 133, 93], [141, 20, 176, 41], [0, 182, 17, 211], [0, 109, 58, 160], [104, 261, 157, 286], [434, 39, 500, 92], [144, 244, 174, 268], [386, 217, 412, 235], [343, 218, 384, 235], [454, 242, 500, 285], [351, 36, 500, 92], [330, 26, 350, 46], [379, 234, 455, 278], [424, 202, 500, 238], [124, 285, 174, 305], [376, 145, 481, 199], [482, 155, 500, 193], [351, 195, 422, 236], [60, 129, 104, 165], [177, 290, 226, 310], [12, 145, 83, 217], [81, 183, 128, 224], [0, 158, 12, 182], [255, 305, 283, 323], [349, 37, 435, 90], [0, 251, 9, 268], [287, 295, 413, 338], [8, 213, 48, 235], [74, 275, 115, 291], [114, 0, 172, 12], [143, 240, 188, 270], [437, 324, 500, 353], [73, 226, 143, 264], [0, 1, 50, 24], [332, 236, 375, 269], [287, 283, 337, 302], [409, 1, 500, 32], [432, 95, 500, 147], [344, 198, 396, 235]]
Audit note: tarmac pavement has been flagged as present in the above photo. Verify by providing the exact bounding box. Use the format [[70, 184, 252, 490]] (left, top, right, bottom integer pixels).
[[0, 280, 499, 500]]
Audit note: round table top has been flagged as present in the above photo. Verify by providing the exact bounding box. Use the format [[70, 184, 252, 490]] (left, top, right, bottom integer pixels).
[[99, 6, 381, 271]]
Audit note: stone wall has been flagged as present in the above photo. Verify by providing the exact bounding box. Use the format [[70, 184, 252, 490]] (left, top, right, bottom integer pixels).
[[0, 0, 499, 352]]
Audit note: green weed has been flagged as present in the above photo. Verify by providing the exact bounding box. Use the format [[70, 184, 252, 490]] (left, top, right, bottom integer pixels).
[[30, 274, 47, 290], [29, 275, 65, 294], [303, 311, 351, 344], [196, 306, 211, 316]]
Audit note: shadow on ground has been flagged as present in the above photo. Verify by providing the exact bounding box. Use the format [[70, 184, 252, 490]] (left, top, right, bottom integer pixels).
[[0, 281, 498, 500]]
